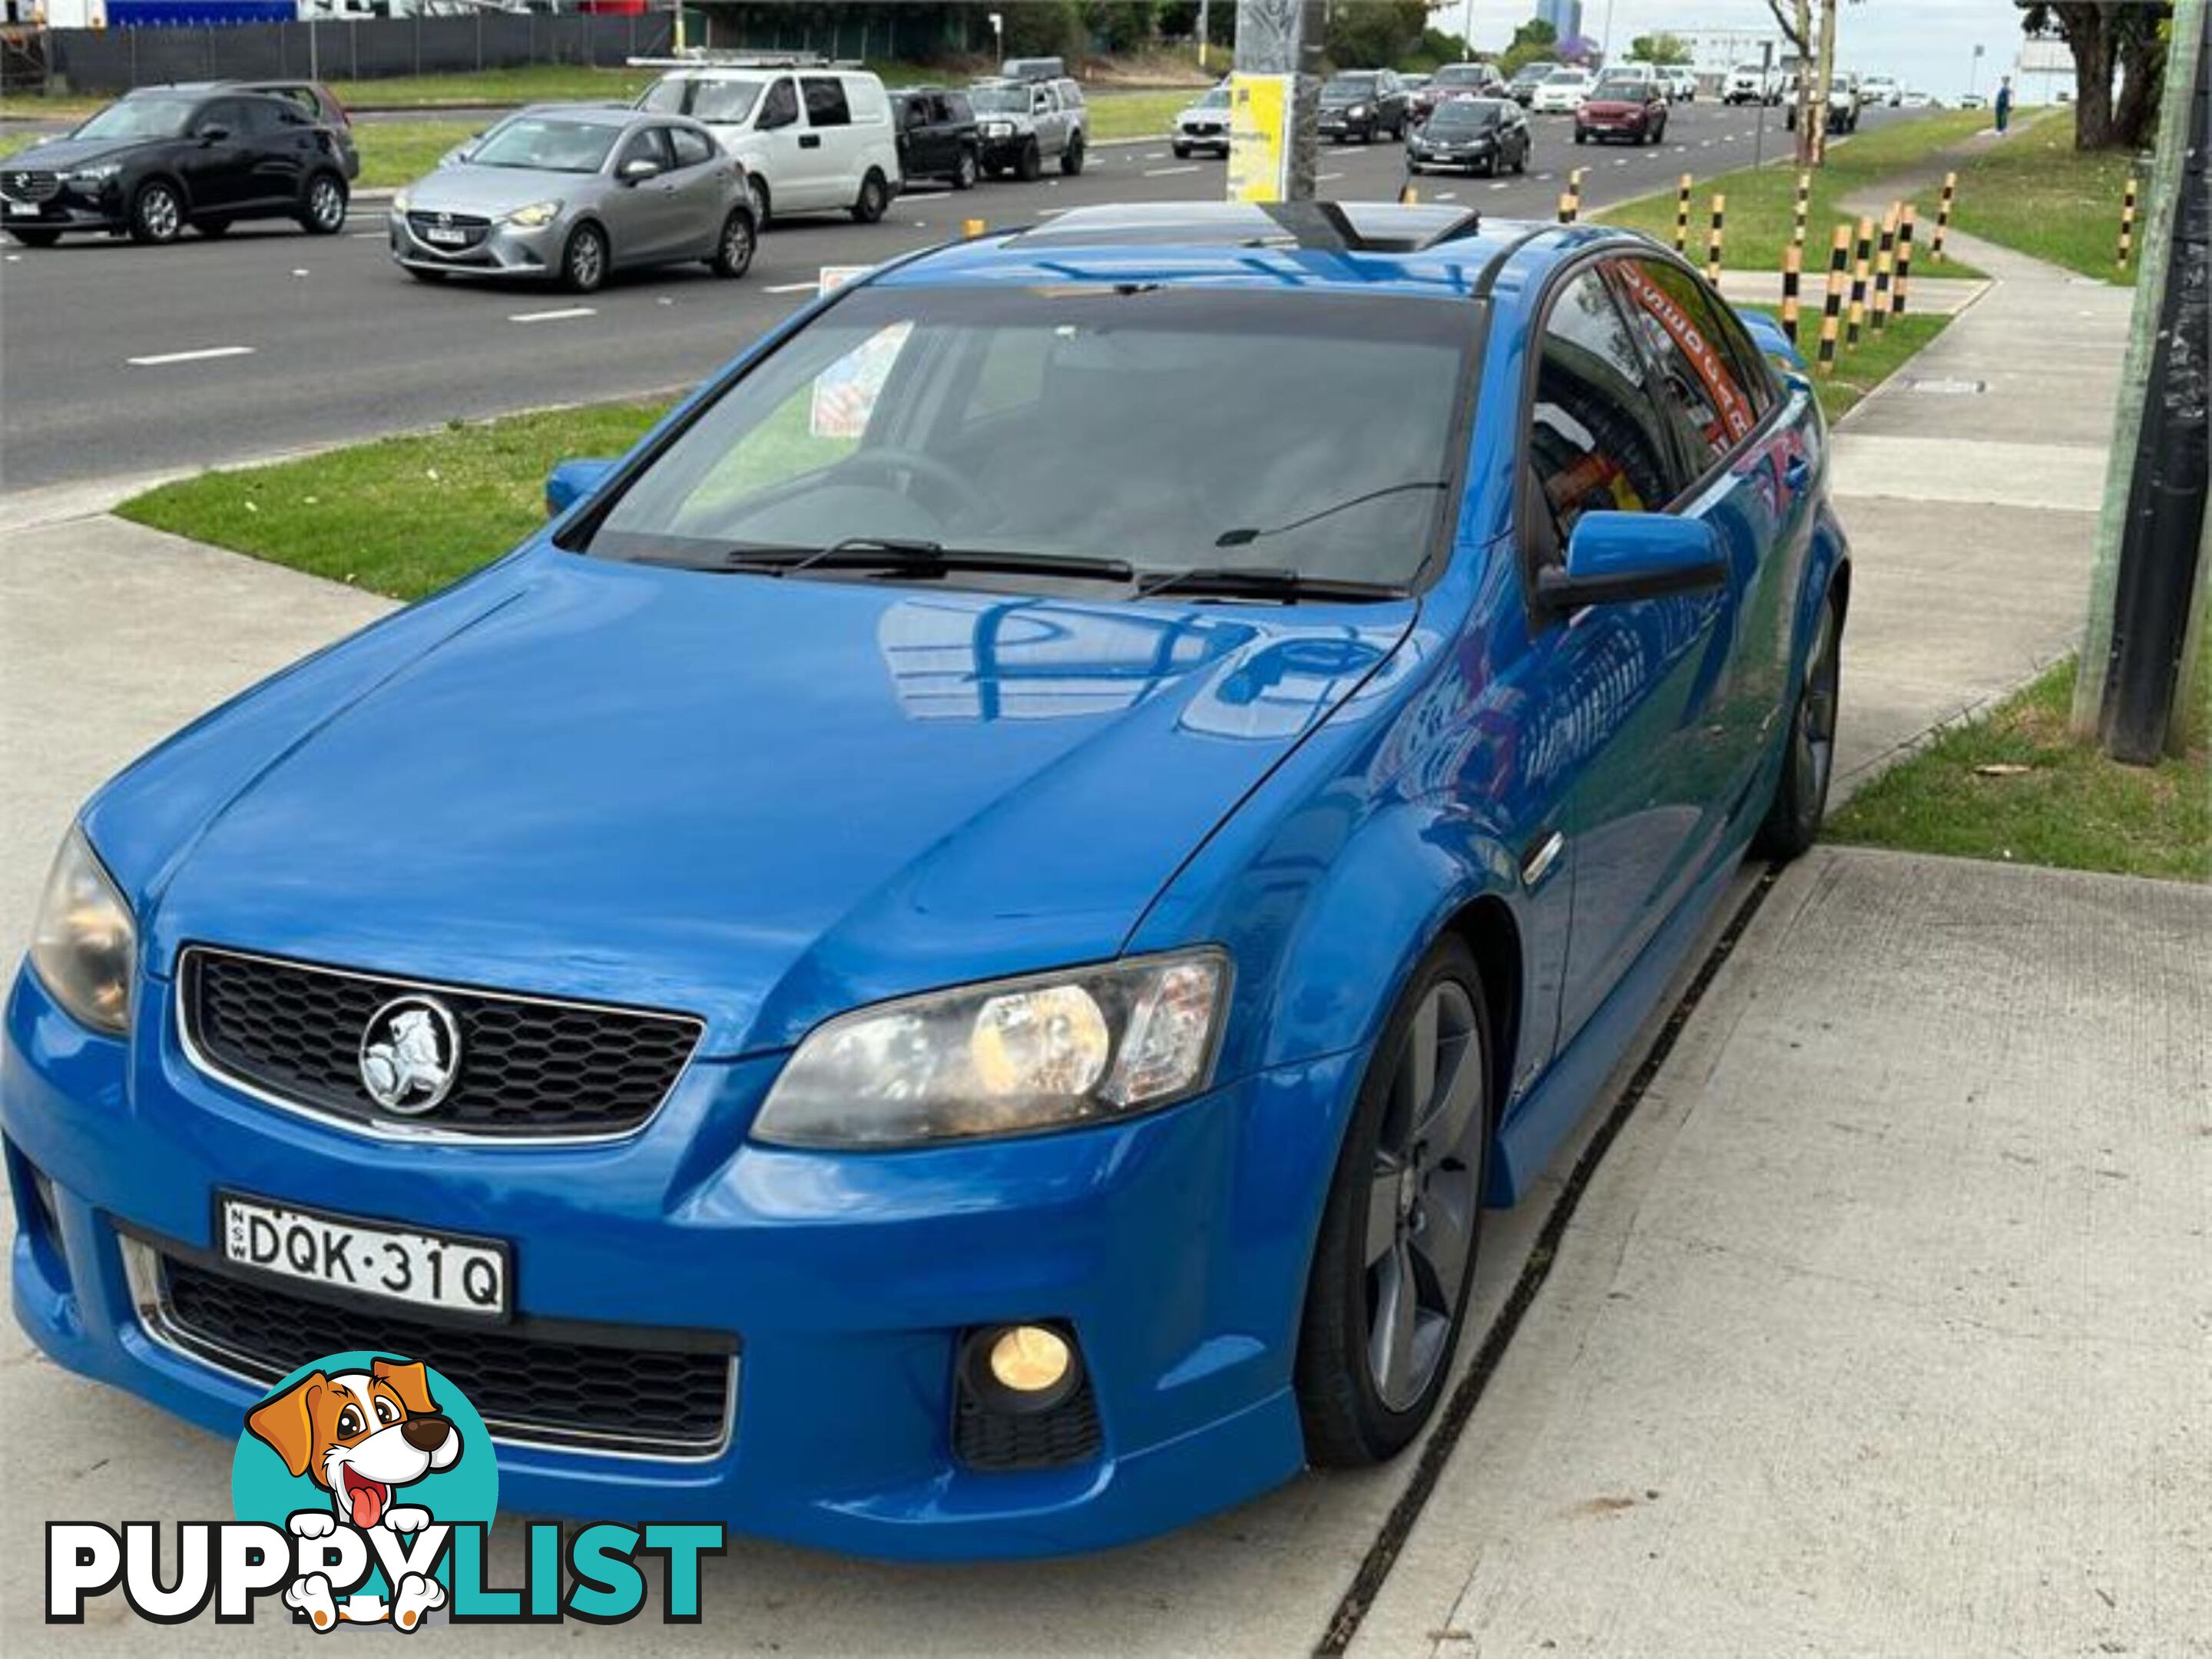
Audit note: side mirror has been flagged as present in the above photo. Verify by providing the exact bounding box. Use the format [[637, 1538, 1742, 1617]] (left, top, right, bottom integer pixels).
[[545, 458, 619, 518], [1538, 512, 1726, 610], [619, 156, 663, 183], [197, 123, 230, 143]]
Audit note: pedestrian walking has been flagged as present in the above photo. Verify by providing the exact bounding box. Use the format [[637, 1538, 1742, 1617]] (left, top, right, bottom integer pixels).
[[1994, 76, 2013, 133]]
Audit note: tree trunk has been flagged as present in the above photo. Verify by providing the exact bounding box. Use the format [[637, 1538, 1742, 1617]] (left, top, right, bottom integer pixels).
[[1790, 0, 1817, 165], [2114, 30, 2167, 148], [2054, 2, 2119, 148], [1811, 0, 1838, 165]]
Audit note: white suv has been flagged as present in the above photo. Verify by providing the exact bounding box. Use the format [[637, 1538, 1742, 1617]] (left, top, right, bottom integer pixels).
[[637, 64, 901, 226]]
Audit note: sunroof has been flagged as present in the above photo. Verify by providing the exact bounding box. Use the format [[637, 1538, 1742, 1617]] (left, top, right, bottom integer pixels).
[[1007, 200, 1484, 253]]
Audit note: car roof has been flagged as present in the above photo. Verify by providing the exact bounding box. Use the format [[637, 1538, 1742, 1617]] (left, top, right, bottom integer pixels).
[[868, 202, 1618, 303], [506, 101, 652, 127]]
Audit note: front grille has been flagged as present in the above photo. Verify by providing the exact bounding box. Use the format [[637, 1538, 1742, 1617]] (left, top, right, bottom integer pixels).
[[406, 210, 491, 250], [954, 1373, 1104, 1471], [3, 170, 59, 203], [180, 948, 702, 1140], [144, 1250, 736, 1458], [1186, 121, 1224, 136]]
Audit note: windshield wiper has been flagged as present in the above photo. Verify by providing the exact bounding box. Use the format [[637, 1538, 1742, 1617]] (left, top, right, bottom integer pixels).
[[725, 538, 1134, 584], [1213, 479, 1450, 548], [1133, 565, 1406, 604]]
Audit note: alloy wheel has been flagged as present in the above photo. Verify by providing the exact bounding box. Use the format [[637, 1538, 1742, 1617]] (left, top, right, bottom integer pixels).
[[1796, 601, 1840, 810], [137, 184, 180, 243], [1363, 979, 1485, 1412], [308, 177, 346, 232]]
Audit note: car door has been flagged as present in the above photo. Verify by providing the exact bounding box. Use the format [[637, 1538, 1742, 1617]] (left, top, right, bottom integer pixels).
[[1611, 256, 1793, 837], [178, 97, 257, 212], [750, 75, 810, 208], [664, 123, 728, 256], [609, 124, 683, 263], [1030, 81, 1065, 154], [797, 75, 855, 207], [1515, 262, 1732, 1048]]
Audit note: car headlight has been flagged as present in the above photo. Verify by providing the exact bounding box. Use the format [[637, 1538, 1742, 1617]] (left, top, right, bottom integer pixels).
[[753, 949, 1230, 1148], [1349, 104, 1369, 118], [30, 826, 135, 1037], [504, 200, 561, 228], [391, 189, 411, 214], [62, 164, 119, 186]]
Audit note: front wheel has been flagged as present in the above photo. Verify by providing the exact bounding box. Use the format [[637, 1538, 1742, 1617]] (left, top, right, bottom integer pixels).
[[559, 221, 607, 294], [1754, 591, 1843, 860], [709, 207, 754, 279], [850, 168, 888, 224], [1296, 935, 1492, 1467], [1059, 132, 1084, 175], [128, 180, 184, 244], [952, 148, 979, 190], [299, 172, 347, 235], [1173, 142, 1192, 159], [1574, 127, 1588, 144], [1015, 139, 1042, 182]]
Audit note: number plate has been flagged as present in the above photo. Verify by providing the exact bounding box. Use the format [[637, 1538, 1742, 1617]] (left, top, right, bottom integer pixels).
[[423, 226, 467, 246], [219, 1194, 510, 1320]]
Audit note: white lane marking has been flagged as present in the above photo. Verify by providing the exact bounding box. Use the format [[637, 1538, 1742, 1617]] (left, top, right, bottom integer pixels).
[[1673, 144, 1688, 153], [127, 345, 254, 367], [508, 306, 597, 324], [1488, 180, 1511, 190], [1144, 151, 1167, 159], [1144, 164, 1202, 177], [1316, 171, 1345, 181], [1433, 190, 1458, 200], [1613, 157, 1628, 165], [1700, 139, 1714, 147], [763, 280, 820, 294]]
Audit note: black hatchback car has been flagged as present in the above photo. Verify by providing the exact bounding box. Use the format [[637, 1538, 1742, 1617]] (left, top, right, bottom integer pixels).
[[1, 86, 355, 247], [890, 87, 981, 190]]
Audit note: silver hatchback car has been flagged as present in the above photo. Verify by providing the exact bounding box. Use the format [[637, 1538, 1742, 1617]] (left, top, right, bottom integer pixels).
[[389, 104, 755, 292]]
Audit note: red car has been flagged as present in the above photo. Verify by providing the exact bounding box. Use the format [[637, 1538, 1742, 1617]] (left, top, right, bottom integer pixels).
[[1575, 73, 1669, 145]]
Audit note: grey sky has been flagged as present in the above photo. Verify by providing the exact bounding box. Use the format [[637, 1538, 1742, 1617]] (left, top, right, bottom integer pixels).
[[1439, 0, 2042, 97]]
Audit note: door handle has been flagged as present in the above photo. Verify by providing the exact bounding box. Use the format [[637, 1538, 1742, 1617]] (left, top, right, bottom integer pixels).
[[798, 134, 822, 150]]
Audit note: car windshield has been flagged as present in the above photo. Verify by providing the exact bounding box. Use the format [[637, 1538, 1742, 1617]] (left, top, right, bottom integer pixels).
[[581, 286, 1475, 589], [468, 117, 619, 174], [1592, 77, 1645, 97], [969, 85, 1028, 113], [1323, 77, 1376, 99], [1429, 101, 1500, 130], [1547, 68, 1588, 82], [638, 78, 690, 113], [687, 80, 762, 123], [75, 96, 197, 141], [1192, 88, 1230, 109], [1435, 65, 1488, 86]]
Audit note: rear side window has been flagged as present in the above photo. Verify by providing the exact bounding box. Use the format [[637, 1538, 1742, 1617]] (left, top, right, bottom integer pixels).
[[669, 125, 715, 168], [1526, 266, 1684, 554], [802, 76, 852, 128], [1612, 260, 1762, 475]]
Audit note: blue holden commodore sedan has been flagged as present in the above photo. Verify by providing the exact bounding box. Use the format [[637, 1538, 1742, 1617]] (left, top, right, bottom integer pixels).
[[7, 201, 1846, 1559]]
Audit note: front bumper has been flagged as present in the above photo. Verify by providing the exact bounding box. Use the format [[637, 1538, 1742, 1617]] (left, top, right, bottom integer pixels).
[[5, 962, 1356, 1558], [1408, 143, 1496, 170], [387, 207, 566, 279], [1317, 112, 1376, 137], [1, 185, 124, 233], [975, 130, 1034, 165], [1174, 124, 1230, 151]]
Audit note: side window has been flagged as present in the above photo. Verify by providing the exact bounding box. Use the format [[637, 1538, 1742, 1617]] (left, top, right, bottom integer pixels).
[[947, 93, 973, 123], [669, 125, 714, 169], [1525, 266, 1685, 562], [802, 76, 852, 128], [1614, 260, 1767, 474], [758, 77, 800, 131], [197, 98, 246, 135], [615, 127, 673, 174]]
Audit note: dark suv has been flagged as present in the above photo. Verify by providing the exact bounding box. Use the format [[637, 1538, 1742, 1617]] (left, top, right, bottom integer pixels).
[[890, 88, 981, 190], [1319, 70, 1410, 142], [1, 86, 355, 247]]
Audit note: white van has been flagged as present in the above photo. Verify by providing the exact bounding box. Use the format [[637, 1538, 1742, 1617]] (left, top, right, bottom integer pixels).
[[636, 64, 901, 226]]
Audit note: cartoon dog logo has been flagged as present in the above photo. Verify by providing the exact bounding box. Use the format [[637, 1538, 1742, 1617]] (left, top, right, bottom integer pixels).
[[246, 1357, 462, 1631]]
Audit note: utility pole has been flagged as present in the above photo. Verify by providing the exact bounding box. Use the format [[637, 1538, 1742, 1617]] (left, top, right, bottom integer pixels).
[[2072, 0, 2210, 759], [1968, 41, 1983, 101], [1198, 0, 1210, 71], [1229, 0, 1324, 204], [1810, 0, 1839, 164]]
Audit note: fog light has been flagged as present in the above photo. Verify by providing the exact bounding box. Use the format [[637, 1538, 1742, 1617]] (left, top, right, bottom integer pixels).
[[989, 1324, 1071, 1394]]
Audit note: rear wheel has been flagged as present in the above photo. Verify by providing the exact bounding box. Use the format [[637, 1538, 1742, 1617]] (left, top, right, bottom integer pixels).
[[1296, 936, 1492, 1467], [299, 171, 347, 235], [709, 207, 754, 279], [850, 167, 889, 224], [128, 180, 184, 244], [1754, 591, 1843, 860], [559, 221, 607, 293], [1060, 131, 1085, 174]]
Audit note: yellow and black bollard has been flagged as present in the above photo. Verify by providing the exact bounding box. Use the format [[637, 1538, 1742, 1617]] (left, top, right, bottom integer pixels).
[[1780, 242, 1803, 346], [1871, 204, 1899, 333], [1674, 173, 1693, 253], [1399, 178, 1419, 205], [1845, 215, 1873, 349], [962, 217, 987, 238], [1558, 167, 1587, 224], [1705, 194, 1726, 285], [1893, 204, 1916, 317], [1817, 225, 1849, 376], [2116, 175, 2138, 267], [1792, 171, 1811, 252], [1932, 170, 1956, 263]]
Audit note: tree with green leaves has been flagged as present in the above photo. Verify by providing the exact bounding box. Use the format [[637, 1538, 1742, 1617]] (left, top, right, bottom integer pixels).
[[2020, 2, 2174, 149], [1627, 31, 1693, 65], [1498, 18, 1560, 78]]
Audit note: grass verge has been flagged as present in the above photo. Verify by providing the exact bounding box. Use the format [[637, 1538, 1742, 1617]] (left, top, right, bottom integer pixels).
[[1948, 112, 2141, 284], [1830, 657, 2210, 882], [1598, 110, 1990, 280], [118, 402, 668, 601], [1740, 305, 1952, 422]]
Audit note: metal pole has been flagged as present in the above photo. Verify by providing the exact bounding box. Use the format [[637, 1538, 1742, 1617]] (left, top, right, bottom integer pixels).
[[1232, 0, 1322, 203], [1752, 39, 1770, 169]]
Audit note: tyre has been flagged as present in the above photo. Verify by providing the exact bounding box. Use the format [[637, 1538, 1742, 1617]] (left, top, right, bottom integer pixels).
[[1173, 142, 1192, 158], [7, 227, 62, 247], [1406, 160, 1424, 175], [128, 179, 184, 245], [1296, 935, 1492, 1468], [953, 148, 979, 190], [850, 168, 889, 224], [195, 217, 232, 237], [1753, 590, 1843, 861], [708, 207, 754, 279], [299, 171, 347, 236], [1059, 131, 1084, 175], [747, 175, 770, 229], [559, 221, 607, 294], [1015, 139, 1041, 182], [1574, 127, 1588, 144]]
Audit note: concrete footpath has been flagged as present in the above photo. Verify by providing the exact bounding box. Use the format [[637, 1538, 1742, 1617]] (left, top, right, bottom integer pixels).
[[3, 230, 2200, 1654]]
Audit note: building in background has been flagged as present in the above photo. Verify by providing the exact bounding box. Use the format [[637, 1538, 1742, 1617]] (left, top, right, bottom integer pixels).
[[2015, 25, 2076, 104], [1535, 0, 1582, 48]]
